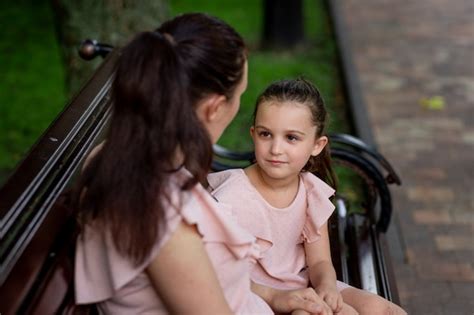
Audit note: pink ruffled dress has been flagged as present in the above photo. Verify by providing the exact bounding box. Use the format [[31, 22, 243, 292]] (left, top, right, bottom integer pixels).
[[207, 169, 350, 292], [75, 168, 273, 314]]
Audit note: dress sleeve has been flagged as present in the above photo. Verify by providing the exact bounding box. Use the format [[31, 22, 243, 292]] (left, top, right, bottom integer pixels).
[[184, 184, 261, 262], [301, 172, 336, 243], [208, 169, 273, 254]]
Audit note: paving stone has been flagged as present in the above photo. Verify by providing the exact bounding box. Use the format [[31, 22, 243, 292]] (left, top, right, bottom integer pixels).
[[338, 0, 474, 313], [413, 209, 452, 224], [407, 186, 455, 202], [435, 235, 474, 251], [412, 168, 446, 181], [452, 211, 474, 225], [449, 282, 474, 300], [416, 261, 474, 282]]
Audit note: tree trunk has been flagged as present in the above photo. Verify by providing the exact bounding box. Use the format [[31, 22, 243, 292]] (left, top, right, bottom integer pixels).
[[51, 0, 169, 97], [262, 0, 304, 49]]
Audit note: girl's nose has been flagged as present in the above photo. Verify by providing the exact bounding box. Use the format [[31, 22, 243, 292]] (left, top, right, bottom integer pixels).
[[270, 139, 283, 155]]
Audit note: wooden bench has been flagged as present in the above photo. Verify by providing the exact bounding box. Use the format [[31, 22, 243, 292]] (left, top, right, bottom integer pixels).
[[0, 43, 402, 314]]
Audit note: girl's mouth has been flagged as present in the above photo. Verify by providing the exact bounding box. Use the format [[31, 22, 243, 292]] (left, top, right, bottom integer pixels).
[[267, 160, 285, 165]]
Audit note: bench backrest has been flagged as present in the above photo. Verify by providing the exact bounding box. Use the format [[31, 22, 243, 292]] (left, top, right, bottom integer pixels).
[[0, 48, 401, 314], [0, 51, 118, 314]]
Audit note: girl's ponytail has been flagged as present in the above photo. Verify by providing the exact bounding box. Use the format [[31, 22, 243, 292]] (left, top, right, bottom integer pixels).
[[305, 143, 338, 190]]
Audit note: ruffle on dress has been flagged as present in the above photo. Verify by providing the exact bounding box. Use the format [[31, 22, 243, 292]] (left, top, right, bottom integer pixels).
[[75, 169, 261, 305], [301, 172, 336, 243], [186, 184, 261, 262], [208, 169, 274, 254]]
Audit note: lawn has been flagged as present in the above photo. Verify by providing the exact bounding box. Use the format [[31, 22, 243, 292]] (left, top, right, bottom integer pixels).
[[0, 1, 355, 191], [171, 0, 352, 151], [170, 1, 362, 202], [0, 0, 66, 184]]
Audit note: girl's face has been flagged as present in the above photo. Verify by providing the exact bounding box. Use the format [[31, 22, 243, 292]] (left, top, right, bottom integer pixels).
[[251, 100, 327, 181]]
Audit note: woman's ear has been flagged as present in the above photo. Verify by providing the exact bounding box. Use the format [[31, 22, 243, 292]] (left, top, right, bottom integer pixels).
[[196, 94, 227, 124], [311, 135, 328, 156]]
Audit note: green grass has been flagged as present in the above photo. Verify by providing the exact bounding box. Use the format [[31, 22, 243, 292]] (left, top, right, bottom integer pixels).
[[171, 0, 352, 152], [0, 0, 66, 184], [0, 1, 357, 203], [171, 1, 362, 208]]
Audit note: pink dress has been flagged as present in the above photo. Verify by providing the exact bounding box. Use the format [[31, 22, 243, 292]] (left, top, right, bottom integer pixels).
[[75, 168, 273, 314], [207, 169, 350, 292]]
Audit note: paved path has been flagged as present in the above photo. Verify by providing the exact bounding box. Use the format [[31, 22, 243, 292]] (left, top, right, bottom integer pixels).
[[337, 1, 474, 314]]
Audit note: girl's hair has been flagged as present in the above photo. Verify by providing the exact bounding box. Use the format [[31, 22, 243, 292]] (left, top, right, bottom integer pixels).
[[75, 13, 247, 265], [253, 78, 337, 188]]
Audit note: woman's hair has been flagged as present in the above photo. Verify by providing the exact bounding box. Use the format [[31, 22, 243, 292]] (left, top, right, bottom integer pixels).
[[253, 78, 337, 188], [75, 13, 247, 265]]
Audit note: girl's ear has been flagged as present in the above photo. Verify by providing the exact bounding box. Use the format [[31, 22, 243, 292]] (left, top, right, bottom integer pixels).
[[249, 126, 255, 138], [311, 135, 328, 156]]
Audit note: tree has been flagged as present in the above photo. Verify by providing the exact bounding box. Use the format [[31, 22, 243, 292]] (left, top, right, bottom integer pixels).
[[262, 0, 305, 49], [51, 0, 169, 97]]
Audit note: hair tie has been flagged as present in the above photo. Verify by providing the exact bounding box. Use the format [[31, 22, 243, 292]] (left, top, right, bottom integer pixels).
[[155, 30, 176, 47]]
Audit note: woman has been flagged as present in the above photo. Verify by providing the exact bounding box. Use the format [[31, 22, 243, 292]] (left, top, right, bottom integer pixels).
[[74, 13, 323, 314]]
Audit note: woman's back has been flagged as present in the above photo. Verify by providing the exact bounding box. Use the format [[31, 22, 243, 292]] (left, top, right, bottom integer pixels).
[[76, 168, 272, 314]]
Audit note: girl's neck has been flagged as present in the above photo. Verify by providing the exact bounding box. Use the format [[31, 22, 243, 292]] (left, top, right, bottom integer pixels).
[[244, 164, 300, 208]]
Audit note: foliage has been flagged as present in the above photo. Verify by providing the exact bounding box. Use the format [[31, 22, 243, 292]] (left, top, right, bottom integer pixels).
[[171, 0, 353, 151], [0, 1, 66, 184], [0, 0, 355, 190], [52, 0, 169, 97], [0, 0, 169, 184], [171, 0, 360, 204]]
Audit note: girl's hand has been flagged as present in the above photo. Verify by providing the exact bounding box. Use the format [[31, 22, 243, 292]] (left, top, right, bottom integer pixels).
[[270, 287, 333, 315], [316, 284, 343, 314]]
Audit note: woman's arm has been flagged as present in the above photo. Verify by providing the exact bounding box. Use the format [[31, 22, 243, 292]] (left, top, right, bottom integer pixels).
[[304, 221, 342, 313], [146, 221, 233, 315]]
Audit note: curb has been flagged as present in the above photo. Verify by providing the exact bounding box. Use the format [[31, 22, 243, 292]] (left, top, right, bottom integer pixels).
[[324, 0, 405, 304], [325, 0, 376, 148]]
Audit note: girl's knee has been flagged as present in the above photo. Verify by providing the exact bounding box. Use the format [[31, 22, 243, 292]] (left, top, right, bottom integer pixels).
[[341, 287, 406, 315], [387, 301, 407, 315], [340, 302, 359, 315], [365, 295, 406, 315]]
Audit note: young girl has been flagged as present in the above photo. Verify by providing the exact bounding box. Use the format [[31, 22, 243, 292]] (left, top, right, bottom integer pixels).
[[74, 15, 324, 314], [208, 78, 407, 315]]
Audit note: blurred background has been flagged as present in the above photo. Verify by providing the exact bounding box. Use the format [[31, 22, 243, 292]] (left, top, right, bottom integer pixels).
[[0, 0, 352, 185], [1, 1, 472, 314]]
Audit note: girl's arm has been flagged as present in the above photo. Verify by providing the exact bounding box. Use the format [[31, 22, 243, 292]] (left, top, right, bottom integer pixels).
[[146, 221, 233, 315], [304, 221, 342, 313], [251, 281, 324, 314]]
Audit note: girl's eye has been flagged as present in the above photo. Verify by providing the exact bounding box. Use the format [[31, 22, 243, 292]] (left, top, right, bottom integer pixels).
[[258, 131, 271, 138], [287, 134, 299, 142]]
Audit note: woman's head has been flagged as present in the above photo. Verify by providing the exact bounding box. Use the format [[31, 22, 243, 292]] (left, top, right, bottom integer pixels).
[[158, 13, 247, 110], [156, 13, 248, 144], [113, 12, 248, 166], [77, 13, 247, 264], [251, 78, 336, 187]]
